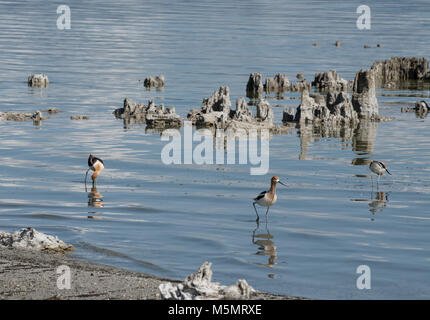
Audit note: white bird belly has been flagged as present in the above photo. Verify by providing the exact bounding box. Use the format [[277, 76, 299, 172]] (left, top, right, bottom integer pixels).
[[370, 162, 384, 175], [256, 193, 277, 207], [92, 160, 104, 171]]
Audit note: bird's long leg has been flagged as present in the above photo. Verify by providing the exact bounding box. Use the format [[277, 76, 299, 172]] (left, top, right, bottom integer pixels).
[[265, 218, 270, 236], [253, 202, 260, 223], [252, 224, 259, 244], [377, 175, 380, 189], [85, 169, 90, 191], [265, 207, 270, 223]]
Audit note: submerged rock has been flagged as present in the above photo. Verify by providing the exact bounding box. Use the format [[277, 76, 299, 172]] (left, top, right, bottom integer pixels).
[[0, 111, 47, 122], [143, 75, 165, 88], [371, 57, 429, 87], [70, 115, 90, 120], [0, 227, 74, 253], [313, 70, 349, 92], [28, 74, 49, 88], [47, 107, 59, 114], [351, 69, 379, 120], [158, 261, 256, 300]]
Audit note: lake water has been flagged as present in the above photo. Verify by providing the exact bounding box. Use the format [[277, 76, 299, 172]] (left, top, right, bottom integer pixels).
[[1, 0, 430, 299]]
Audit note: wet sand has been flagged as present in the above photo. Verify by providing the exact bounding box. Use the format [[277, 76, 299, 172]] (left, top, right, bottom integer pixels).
[[0, 247, 301, 300]]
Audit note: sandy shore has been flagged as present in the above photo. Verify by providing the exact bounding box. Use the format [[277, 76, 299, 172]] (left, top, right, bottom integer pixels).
[[0, 247, 301, 300]]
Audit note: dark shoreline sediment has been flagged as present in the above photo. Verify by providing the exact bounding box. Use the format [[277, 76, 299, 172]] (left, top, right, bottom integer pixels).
[[0, 247, 302, 300]]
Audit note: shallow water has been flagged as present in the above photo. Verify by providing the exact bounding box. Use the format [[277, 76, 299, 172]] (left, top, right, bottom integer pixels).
[[1, 0, 430, 299]]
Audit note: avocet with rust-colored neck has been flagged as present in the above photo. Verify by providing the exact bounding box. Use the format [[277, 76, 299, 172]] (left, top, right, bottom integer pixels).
[[85, 154, 104, 186], [253, 176, 287, 222]]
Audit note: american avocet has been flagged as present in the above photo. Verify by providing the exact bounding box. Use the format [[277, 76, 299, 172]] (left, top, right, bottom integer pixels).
[[85, 154, 104, 187], [253, 176, 287, 222], [369, 160, 391, 185]]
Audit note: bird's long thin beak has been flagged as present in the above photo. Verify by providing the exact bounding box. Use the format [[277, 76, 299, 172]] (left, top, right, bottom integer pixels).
[[279, 181, 287, 187], [385, 169, 392, 175]]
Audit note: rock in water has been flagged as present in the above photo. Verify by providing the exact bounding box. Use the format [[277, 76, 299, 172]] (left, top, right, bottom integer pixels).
[[255, 99, 274, 125], [231, 97, 254, 122], [145, 102, 182, 129], [313, 70, 349, 92], [158, 261, 256, 300], [70, 115, 90, 120], [282, 107, 295, 123], [28, 74, 49, 88], [246, 72, 264, 99], [0, 111, 47, 122], [113, 97, 147, 123], [371, 57, 429, 87], [264, 73, 290, 94], [143, 75, 165, 88], [113, 98, 182, 128], [0, 227, 74, 252], [187, 86, 276, 130], [414, 100, 429, 117], [351, 69, 379, 120], [193, 86, 232, 128], [294, 89, 359, 124]]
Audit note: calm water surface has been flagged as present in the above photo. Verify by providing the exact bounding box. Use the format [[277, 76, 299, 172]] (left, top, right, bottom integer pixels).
[[0, 0, 429, 299]]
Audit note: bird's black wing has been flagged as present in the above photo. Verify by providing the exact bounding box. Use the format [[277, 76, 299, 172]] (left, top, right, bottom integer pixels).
[[254, 191, 267, 201], [93, 156, 104, 165], [88, 155, 104, 167], [376, 161, 386, 169], [88, 155, 94, 167]]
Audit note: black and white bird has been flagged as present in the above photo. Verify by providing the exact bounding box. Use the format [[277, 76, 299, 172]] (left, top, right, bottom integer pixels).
[[253, 176, 287, 222], [85, 154, 104, 187], [369, 160, 391, 185]]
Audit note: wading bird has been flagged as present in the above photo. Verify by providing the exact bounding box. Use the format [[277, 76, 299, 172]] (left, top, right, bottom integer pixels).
[[369, 160, 391, 186], [253, 176, 287, 222], [85, 154, 104, 187]]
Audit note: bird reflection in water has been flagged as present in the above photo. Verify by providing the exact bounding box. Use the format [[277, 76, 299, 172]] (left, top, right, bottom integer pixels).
[[88, 186, 104, 208], [252, 221, 278, 274], [369, 191, 388, 220]]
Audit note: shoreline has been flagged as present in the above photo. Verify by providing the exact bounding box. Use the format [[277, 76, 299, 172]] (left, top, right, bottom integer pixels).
[[0, 247, 304, 300]]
